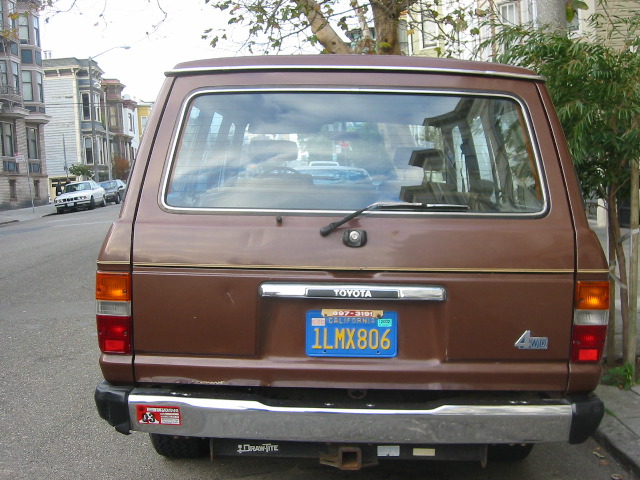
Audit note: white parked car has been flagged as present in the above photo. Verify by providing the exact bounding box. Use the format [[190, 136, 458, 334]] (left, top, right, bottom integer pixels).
[[54, 180, 106, 213]]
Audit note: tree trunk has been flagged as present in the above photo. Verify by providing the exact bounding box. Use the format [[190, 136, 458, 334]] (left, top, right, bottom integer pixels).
[[297, 0, 353, 54], [628, 157, 639, 378], [535, 0, 568, 30], [371, 0, 402, 55], [607, 213, 618, 366], [607, 189, 631, 364]]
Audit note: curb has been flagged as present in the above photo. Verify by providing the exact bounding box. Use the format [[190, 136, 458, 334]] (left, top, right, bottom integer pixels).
[[594, 414, 640, 479]]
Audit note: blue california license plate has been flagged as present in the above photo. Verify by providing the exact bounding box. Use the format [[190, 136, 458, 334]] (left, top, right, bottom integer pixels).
[[305, 309, 398, 358]]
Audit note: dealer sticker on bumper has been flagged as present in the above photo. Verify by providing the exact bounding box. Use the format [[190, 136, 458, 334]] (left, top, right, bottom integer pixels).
[[136, 405, 182, 425]]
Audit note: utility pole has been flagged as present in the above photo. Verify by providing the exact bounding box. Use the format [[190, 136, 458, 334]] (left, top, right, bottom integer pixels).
[[87, 46, 130, 181]]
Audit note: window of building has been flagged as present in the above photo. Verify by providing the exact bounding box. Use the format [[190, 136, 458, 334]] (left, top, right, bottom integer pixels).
[[420, 10, 438, 48], [82, 92, 90, 120], [0, 61, 8, 89], [84, 136, 94, 164], [82, 91, 101, 121], [26, 127, 38, 159], [21, 70, 32, 101], [36, 72, 43, 102], [499, 2, 519, 25], [141, 115, 148, 133], [21, 48, 33, 64], [568, 10, 580, 32], [94, 93, 101, 122], [9, 179, 17, 200], [33, 179, 40, 198], [29, 161, 41, 173], [35, 50, 41, 66], [18, 15, 29, 44], [129, 112, 135, 132], [33, 16, 40, 47], [0, 122, 14, 156], [8, 1, 16, 29], [11, 61, 18, 92], [3, 160, 18, 172], [108, 105, 116, 128]]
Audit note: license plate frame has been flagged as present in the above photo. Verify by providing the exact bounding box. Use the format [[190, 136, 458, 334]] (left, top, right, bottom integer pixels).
[[305, 309, 398, 358]]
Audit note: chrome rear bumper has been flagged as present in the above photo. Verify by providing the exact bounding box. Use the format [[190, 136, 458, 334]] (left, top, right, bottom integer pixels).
[[95, 381, 604, 445]]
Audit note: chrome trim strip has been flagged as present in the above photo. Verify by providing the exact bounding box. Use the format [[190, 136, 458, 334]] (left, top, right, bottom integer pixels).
[[128, 394, 572, 443], [166, 64, 544, 82], [159, 87, 548, 218], [133, 262, 576, 274], [259, 283, 447, 301]]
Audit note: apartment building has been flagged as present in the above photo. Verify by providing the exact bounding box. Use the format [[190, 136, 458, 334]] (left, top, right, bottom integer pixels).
[[102, 78, 138, 179], [406, 0, 639, 60], [0, 0, 49, 210], [43, 58, 137, 197]]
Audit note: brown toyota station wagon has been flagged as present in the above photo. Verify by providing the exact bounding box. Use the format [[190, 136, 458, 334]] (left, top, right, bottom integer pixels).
[[94, 55, 610, 470]]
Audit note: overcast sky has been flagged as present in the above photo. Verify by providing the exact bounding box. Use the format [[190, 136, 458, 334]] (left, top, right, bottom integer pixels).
[[41, 0, 238, 101]]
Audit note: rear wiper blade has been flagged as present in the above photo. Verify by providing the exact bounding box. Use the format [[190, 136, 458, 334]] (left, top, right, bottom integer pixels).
[[319, 202, 469, 237]]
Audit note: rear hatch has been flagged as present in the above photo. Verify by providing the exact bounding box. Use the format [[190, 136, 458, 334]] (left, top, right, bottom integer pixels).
[[130, 65, 577, 392]]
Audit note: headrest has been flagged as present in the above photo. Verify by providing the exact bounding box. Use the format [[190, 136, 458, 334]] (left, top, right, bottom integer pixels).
[[249, 140, 298, 163]]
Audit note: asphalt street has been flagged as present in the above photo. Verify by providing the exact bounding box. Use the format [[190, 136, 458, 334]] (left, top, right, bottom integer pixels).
[[0, 204, 635, 480]]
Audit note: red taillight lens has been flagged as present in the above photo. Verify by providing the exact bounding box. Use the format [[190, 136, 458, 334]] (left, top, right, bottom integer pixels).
[[96, 271, 132, 355], [571, 281, 609, 363], [571, 325, 607, 362], [97, 315, 132, 354]]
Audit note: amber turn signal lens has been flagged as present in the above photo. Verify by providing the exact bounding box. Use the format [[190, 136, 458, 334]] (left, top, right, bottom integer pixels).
[[575, 281, 609, 310], [96, 272, 131, 301]]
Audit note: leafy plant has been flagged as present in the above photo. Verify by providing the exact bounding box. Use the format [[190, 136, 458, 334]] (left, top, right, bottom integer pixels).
[[602, 363, 637, 391], [68, 164, 94, 179]]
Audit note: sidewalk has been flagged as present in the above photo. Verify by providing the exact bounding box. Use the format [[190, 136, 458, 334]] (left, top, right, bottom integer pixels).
[[2, 205, 640, 475], [590, 220, 640, 478], [0, 203, 57, 225], [595, 385, 640, 478]]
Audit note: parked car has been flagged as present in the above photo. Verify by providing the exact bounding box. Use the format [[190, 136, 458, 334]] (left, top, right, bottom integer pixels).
[[99, 179, 126, 204], [94, 56, 609, 470], [294, 166, 373, 185], [54, 180, 105, 213]]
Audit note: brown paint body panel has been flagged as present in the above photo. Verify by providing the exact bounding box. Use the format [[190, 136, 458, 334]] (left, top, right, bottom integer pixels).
[[98, 56, 608, 396]]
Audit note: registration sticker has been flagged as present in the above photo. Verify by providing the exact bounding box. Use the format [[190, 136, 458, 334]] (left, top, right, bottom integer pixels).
[[136, 405, 182, 425], [305, 309, 398, 358]]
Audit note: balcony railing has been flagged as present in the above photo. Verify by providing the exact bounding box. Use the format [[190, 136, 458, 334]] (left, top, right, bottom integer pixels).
[[0, 85, 22, 102]]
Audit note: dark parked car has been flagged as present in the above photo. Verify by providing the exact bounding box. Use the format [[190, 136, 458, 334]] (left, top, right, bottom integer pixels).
[[94, 55, 610, 470], [99, 179, 126, 204]]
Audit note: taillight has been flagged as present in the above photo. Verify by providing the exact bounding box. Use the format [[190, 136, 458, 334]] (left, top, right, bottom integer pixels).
[[96, 271, 131, 355], [571, 281, 609, 363]]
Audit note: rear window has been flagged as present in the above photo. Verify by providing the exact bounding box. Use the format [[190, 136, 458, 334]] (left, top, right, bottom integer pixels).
[[164, 90, 545, 214]]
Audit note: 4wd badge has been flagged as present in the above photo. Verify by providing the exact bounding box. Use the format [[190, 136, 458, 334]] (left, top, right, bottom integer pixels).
[[514, 330, 549, 350]]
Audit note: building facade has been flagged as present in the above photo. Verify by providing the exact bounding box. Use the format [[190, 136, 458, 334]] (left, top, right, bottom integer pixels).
[[102, 78, 137, 180], [43, 57, 137, 196], [136, 100, 153, 143], [0, 0, 50, 210]]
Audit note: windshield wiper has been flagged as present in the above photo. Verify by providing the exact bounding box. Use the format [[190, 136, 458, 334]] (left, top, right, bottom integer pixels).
[[319, 201, 469, 237]]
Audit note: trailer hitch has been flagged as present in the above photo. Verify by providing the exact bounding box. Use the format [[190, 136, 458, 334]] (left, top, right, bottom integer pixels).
[[319, 445, 377, 470]]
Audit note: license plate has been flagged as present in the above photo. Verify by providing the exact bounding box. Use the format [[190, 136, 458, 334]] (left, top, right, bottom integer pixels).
[[305, 309, 398, 358], [67, 202, 74, 207]]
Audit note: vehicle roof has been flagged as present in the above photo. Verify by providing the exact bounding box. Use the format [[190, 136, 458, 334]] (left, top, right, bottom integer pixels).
[[168, 55, 543, 82]]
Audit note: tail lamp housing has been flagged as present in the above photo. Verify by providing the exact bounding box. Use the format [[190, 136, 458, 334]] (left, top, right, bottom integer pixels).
[[96, 272, 132, 355], [571, 281, 609, 363]]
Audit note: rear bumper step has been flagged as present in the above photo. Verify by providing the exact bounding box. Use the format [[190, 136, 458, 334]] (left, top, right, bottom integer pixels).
[[95, 381, 603, 444]]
